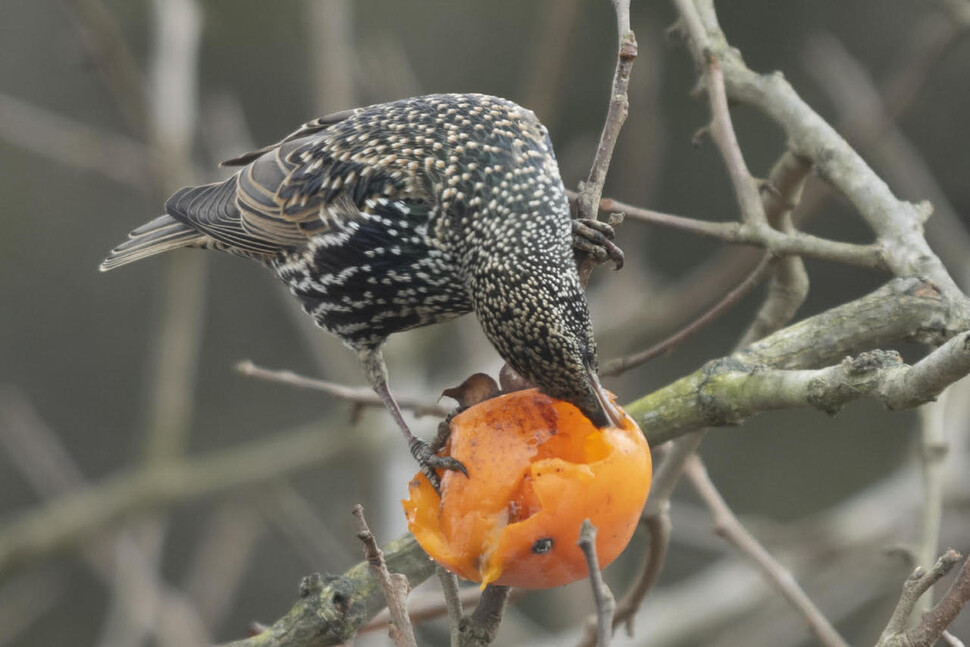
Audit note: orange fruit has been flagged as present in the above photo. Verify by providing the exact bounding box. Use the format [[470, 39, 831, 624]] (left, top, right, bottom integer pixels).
[[402, 388, 651, 589]]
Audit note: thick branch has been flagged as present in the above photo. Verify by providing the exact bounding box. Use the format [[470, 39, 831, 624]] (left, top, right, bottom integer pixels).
[[625, 277, 969, 445], [629, 331, 970, 446], [688, 0, 965, 302], [225, 535, 436, 647]]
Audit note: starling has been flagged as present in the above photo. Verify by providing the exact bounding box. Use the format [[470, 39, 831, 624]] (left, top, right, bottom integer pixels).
[[102, 93, 622, 482]]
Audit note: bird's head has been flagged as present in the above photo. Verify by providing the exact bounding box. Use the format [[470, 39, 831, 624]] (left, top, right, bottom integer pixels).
[[473, 264, 621, 429], [541, 339, 623, 430]]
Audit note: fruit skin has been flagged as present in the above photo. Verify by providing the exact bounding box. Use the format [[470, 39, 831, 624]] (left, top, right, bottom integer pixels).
[[402, 388, 651, 589]]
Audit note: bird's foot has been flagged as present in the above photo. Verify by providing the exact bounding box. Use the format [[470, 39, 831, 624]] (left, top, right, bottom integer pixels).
[[572, 217, 624, 270], [409, 435, 467, 495]]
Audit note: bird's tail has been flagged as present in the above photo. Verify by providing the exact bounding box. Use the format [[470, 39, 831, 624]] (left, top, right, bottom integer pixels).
[[100, 215, 207, 271]]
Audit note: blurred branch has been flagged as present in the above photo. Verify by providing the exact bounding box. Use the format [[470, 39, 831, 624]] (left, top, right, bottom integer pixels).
[[879, 4, 970, 123], [0, 386, 209, 645], [804, 32, 970, 287], [0, 421, 353, 576], [521, 0, 582, 125], [575, 0, 636, 286], [0, 92, 152, 189], [59, 0, 149, 136], [98, 3, 207, 644], [0, 571, 66, 647], [914, 395, 950, 620], [236, 360, 450, 418], [182, 498, 266, 627], [257, 482, 355, 571], [685, 455, 850, 647], [601, 254, 776, 377], [306, 0, 356, 113]]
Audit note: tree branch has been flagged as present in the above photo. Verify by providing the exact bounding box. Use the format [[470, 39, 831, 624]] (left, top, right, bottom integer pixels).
[[577, 520, 615, 647], [877, 550, 970, 647], [352, 505, 417, 647], [575, 0, 636, 285], [685, 455, 850, 647], [686, 0, 966, 301], [628, 331, 970, 446], [236, 360, 451, 418]]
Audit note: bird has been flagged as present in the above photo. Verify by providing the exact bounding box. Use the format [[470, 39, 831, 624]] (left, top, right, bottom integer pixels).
[[102, 93, 623, 485]]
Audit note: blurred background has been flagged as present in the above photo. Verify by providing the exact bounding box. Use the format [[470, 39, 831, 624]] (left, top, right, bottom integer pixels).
[[2, 1, 969, 645]]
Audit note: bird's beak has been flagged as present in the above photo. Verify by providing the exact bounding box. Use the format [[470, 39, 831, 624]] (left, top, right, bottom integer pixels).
[[586, 366, 624, 428]]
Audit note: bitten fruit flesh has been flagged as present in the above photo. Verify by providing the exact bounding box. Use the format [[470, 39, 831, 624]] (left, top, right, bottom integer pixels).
[[403, 388, 651, 589]]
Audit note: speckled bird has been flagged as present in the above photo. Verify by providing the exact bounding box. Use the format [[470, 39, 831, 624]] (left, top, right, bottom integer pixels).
[[102, 93, 623, 481]]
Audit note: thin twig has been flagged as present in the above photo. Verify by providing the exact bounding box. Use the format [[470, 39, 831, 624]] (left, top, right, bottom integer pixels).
[[569, 188, 886, 270], [236, 360, 450, 418], [685, 455, 851, 647], [617, 513, 670, 638], [601, 254, 776, 377], [437, 566, 464, 647], [575, 0, 636, 285], [687, 0, 964, 300], [0, 420, 353, 576], [353, 505, 417, 647], [804, 32, 970, 286], [877, 550, 970, 647], [673, 0, 766, 227], [914, 396, 950, 619], [941, 630, 968, 647], [578, 520, 616, 647], [60, 0, 150, 136], [360, 588, 527, 636], [0, 93, 152, 190], [612, 199, 887, 270], [736, 153, 812, 346]]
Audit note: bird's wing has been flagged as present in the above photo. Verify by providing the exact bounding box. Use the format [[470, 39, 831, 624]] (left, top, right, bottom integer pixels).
[[219, 108, 357, 167], [166, 113, 423, 257]]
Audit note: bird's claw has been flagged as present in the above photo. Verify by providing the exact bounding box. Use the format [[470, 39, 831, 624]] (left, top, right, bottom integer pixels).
[[572, 218, 625, 270], [410, 436, 468, 495]]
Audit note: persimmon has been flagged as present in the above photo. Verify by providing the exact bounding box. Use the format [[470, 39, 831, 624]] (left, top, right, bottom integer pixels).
[[402, 388, 651, 589]]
